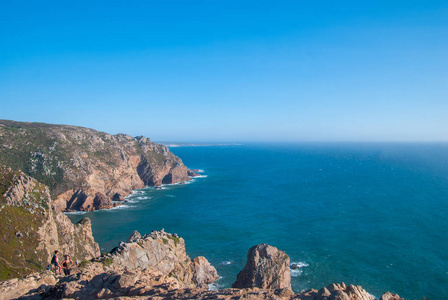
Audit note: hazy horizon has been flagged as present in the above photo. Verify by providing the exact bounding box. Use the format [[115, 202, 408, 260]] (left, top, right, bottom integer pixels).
[[1, 1, 447, 142]]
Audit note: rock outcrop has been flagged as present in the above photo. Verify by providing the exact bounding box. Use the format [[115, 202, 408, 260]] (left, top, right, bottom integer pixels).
[[232, 243, 292, 291], [380, 291, 406, 300], [0, 166, 100, 280], [0, 120, 192, 211], [297, 282, 375, 300], [110, 230, 219, 289], [0, 230, 406, 300]]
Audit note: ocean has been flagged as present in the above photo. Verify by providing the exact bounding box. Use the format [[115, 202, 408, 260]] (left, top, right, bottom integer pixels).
[[67, 143, 448, 299]]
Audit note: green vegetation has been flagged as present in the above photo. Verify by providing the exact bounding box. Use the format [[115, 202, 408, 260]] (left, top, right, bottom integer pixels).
[[78, 260, 91, 268], [101, 257, 113, 266], [0, 205, 47, 280], [168, 235, 180, 247], [0, 120, 185, 199], [0, 166, 50, 280]]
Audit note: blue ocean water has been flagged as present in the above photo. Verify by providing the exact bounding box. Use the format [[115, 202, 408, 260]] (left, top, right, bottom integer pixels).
[[68, 143, 448, 299]]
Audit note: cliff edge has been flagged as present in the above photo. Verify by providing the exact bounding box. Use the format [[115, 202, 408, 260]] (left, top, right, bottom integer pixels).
[[0, 165, 100, 281], [0, 230, 406, 300], [0, 120, 192, 211]]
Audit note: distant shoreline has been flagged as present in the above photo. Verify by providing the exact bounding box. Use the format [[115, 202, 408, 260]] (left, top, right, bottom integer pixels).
[[160, 142, 242, 147]]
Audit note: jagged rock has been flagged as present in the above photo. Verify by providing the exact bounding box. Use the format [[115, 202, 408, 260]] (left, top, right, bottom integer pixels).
[[380, 291, 405, 300], [297, 283, 375, 300], [112, 192, 125, 201], [0, 271, 57, 300], [0, 229, 405, 300], [110, 230, 216, 289], [93, 192, 112, 210], [232, 244, 292, 291], [192, 256, 219, 288], [0, 120, 194, 211], [126, 230, 142, 243], [0, 166, 100, 280]]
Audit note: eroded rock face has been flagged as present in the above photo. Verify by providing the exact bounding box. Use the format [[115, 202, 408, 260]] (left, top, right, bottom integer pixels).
[[110, 230, 218, 289], [0, 166, 100, 280], [297, 282, 375, 300], [380, 291, 406, 300], [0, 228, 406, 300], [232, 244, 292, 291], [193, 256, 220, 288], [0, 120, 192, 211]]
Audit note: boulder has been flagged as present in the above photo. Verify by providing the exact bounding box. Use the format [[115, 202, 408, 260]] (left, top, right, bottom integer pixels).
[[93, 192, 113, 210], [126, 230, 142, 243], [298, 283, 375, 300], [380, 291, 406, 300], [192, 256, 219, 288], [232, 244, 291, 291]]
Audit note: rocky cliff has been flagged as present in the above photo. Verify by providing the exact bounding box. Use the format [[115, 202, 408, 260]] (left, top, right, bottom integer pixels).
[[0, 120, 192, 211], [0, 230, 406, 300], [0, 165, 100, 281], [232, 243, 291, 291]]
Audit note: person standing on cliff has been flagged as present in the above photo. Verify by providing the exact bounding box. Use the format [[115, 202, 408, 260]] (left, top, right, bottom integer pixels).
[[62, 254, 73, 276], [51, 250, 61, 275]]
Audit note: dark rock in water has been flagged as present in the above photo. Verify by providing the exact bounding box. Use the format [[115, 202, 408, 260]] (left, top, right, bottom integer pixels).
[[112, 193, 125, 201], [93, 192, 113, 210], [188, 170, 199, 177], [232, 244, 291, 291], [290, 263, 300, 269]]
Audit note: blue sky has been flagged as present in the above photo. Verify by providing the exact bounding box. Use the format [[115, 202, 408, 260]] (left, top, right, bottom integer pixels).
[[1, 1, 447, 142]]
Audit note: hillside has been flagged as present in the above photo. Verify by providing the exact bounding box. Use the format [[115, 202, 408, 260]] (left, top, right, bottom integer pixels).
[[0, 120, 192, 211], [0, 165, 99, 280]]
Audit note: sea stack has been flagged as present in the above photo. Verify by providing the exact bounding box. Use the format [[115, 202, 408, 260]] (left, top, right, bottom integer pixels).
[[232, 244, 292, 291]]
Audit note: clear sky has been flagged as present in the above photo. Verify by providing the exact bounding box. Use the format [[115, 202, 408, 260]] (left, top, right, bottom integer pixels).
[[1, 0, 447, 142]]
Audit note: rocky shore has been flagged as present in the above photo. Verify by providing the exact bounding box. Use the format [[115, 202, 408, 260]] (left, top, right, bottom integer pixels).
[[0, 120, 195, 212], [0, 229, 405, 300], [0, 120, 408, 299]]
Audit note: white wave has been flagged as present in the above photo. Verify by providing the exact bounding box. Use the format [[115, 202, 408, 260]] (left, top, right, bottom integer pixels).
[[220, 261, 232, 265], [290, 261, 308, 277], [193, 174, 208, 178], [195, 169, 205, 173], [208, 276, 223, 291], [291, 261, 309, 268], [166, 195, 176, 198], [63, 211, 86, 215], [208, 283, 220, 291], [108, 204, 136, 210]]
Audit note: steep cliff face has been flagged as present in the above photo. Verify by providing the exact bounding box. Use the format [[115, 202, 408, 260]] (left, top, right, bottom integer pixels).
[[0, 166, 100, 280], [25, 230, 218, 299], [0, 233, 405, 300], [111, 229, 219, 289], [232, 244, 291, 291], [0, 120, 191, 211]]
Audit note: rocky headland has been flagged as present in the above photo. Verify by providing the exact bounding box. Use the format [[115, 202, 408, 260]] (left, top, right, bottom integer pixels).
[[0, 120, 408, 299], [0, 228, 405, 300], [0, 120, 194, 211], [0, 166, 406, 299]]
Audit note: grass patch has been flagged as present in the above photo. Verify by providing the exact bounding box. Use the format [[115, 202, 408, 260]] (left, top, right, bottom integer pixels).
[[167, 235, 180, 247]]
